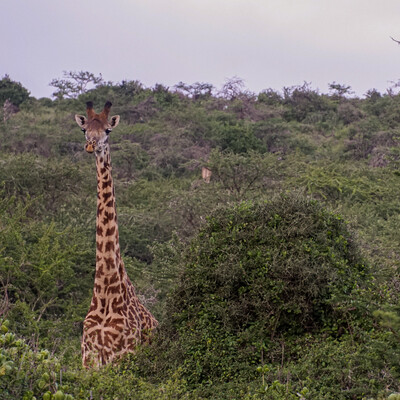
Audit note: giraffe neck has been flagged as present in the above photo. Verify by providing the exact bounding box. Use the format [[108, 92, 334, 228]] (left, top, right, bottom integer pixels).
[[94, 147, 124, 296]]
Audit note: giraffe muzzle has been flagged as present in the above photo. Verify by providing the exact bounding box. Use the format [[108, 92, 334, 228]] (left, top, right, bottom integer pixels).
[[85, 140, 96, 153]]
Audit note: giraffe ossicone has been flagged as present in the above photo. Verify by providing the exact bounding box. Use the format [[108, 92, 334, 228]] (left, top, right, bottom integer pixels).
[[75, 101, 158, 368]]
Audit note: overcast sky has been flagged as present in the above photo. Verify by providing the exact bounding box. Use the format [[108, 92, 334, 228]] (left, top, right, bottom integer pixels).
[[2, 0, 400, 99]]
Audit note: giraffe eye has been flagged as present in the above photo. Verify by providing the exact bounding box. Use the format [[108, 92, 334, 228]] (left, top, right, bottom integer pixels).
[[105, 129, 112, 134]]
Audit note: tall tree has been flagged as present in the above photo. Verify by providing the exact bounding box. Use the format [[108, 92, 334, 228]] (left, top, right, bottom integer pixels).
[[0, 75, 30, 106], [49, 71, 103, 99]]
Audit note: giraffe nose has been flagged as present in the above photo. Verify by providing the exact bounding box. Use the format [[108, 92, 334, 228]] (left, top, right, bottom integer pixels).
[[85, 141, 95, 153]]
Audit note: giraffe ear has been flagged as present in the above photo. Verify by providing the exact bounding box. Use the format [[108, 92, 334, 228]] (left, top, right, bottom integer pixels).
[[110, 115, 120, 128], [75, 114, 87, 128]]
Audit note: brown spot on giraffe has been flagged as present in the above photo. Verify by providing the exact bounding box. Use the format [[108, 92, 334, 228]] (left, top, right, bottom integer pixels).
[[75, 102, 158, 368], [103, 192, 112, 202], [95, 264, 104, 278], [109, 273, 118, 285], [105, 226, 116, 236], [105, 241, 115, 252], [102, 211, 114, 225], [94, 283, 102, 293], [103, 256, 115, 270], [102, 180, 112, 189]]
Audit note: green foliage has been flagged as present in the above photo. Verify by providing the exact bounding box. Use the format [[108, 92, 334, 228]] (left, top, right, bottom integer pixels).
[[0, 74, 30, 106], [206, 149, 280, 200], [283, 82, 334, 122], [49, 71, 103, 100], [0, 319, 73, 400], [211, 121, 264, 153], [0, 194, 93, 348], [0, 320, 195, 400], [0, 154, 93, 215], [148, 195, 373, 392], [328, 81, 353, 98], [280, 330, 400, 399], [175, 81, 215, 100], [257, 88, 283, 106], [3, 76, 400, 398]]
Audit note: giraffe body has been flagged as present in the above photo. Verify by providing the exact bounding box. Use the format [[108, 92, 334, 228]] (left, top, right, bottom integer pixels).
[[75, 102, 157, 367]]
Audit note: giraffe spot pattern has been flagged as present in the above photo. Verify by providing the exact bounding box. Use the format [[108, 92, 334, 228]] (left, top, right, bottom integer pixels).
[[105, 241, 115, 252], [103, 192, 112, 202], [95, 265, 104, 278], [102, 180, 112, 189], [109, 273, 118, 285], [102, 211, 114, 225], [103, 256, 115, 270], [82, 138, 158, 368], [94, 283, 102, 293], [105, 226, 116, 236], [107, 284, 120, 295]]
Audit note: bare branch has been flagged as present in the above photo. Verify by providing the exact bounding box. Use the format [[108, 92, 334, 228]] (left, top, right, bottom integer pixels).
[[390, 36, 400, 45]]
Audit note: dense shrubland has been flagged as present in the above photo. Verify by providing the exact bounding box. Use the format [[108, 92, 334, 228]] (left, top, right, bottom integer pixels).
[[2, 74, 400, 398]]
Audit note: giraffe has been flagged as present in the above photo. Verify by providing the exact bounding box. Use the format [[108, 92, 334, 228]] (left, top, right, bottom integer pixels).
[[75, 101, 158, 368]]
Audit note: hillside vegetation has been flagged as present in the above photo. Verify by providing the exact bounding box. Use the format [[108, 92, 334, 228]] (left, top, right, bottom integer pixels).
[[2, 76, 400, 399]]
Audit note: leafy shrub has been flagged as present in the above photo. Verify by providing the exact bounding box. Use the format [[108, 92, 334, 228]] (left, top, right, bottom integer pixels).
[[0, 319, 74, 400], [148, 195, 372, 390], [283, 83, 334, 122], [0, 75, 30, 106], [0, 194, 93, 349], [257, 89, 283, 106], [336, 101, 364, 124], [0, 154, 93, 217], [0, 319, 192, 400], [211, 121, 264, 153], [206, 149, 281, 200], [280, 330, 400, 399]]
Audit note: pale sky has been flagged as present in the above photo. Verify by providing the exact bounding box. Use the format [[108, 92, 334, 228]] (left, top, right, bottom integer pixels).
[[2, 0, 400, 98]]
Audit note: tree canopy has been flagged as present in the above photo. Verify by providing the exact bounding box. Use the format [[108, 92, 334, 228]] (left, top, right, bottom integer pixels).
[[0, 74, 30, 106]]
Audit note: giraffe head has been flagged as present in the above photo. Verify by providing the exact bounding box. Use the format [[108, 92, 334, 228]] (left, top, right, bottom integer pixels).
[[75, 101, 120, 156]]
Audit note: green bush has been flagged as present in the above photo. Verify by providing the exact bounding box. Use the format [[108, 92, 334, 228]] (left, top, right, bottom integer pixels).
[[0, 194, 93, 348], [0, 75, 30, 106], [147, 195, 373, 390], [283, 83, 334, 122], [211, 121, 264, 153], [0, 319, 73, 400], [280, 330, 400, 399], [0, 154, 93, 218]]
